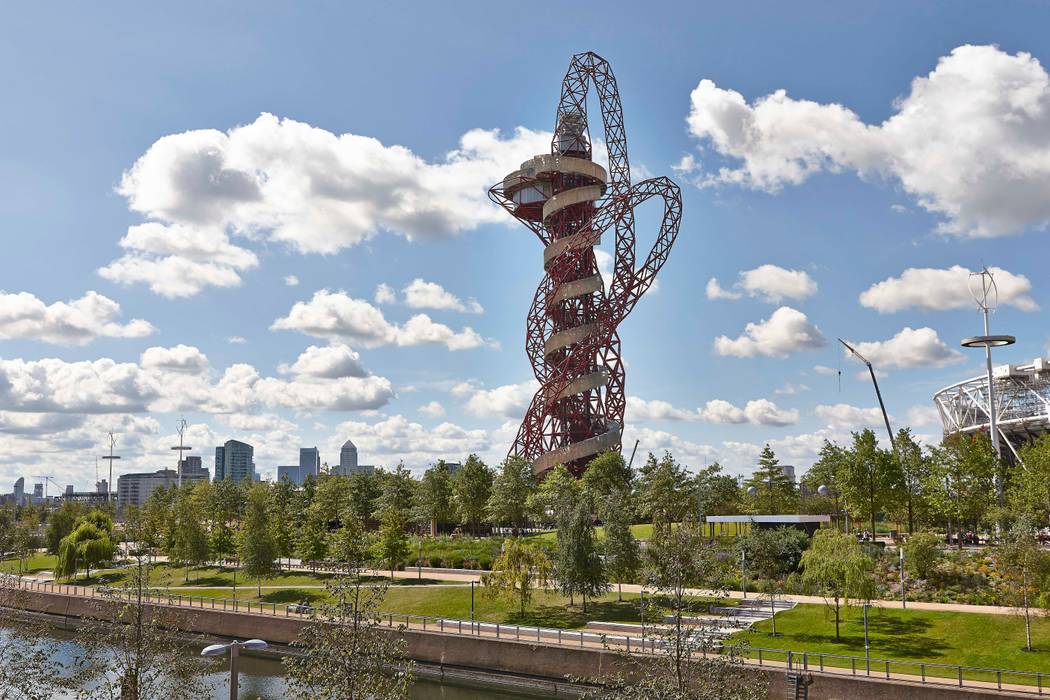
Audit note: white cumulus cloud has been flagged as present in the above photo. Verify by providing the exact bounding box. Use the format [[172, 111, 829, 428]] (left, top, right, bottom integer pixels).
[[859, 265, 1038, 313], [714, 306, 826, 358], [0, 291, 154, 346], [277, 344, 367, 379], [464, 380, 539, 419], [402, 278, 483, 314], [686, 45, 1050, 238], [847, 327, 963, 369], [708, 265, 817, 303]]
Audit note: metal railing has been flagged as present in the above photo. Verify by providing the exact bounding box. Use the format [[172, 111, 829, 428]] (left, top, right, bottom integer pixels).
[[8, 576, 1047, 695]]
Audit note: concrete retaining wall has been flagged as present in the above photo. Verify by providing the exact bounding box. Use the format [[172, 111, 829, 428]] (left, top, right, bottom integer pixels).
[[4, 589, 1033, 700]]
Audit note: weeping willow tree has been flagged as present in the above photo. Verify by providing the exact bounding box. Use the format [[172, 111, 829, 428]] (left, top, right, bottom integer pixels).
[[56, 519, 115, 581]]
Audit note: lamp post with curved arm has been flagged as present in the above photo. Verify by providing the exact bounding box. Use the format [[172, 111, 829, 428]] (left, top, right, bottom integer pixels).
[[201, 639, 268, 700]]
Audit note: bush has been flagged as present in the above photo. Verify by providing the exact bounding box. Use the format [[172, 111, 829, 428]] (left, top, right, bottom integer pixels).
[[478, 556, 492, 571], [904, 531, 941, 579]]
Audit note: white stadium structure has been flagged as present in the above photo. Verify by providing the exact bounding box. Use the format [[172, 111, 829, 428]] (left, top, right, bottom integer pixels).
[[933, 357, 1050, 462]]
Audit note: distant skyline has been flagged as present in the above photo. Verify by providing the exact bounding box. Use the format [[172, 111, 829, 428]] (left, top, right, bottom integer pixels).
[[2, 3, 1049, 489]]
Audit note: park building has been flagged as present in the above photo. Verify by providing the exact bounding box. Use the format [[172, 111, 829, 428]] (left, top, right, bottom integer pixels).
[[214, 439, 256, 482]]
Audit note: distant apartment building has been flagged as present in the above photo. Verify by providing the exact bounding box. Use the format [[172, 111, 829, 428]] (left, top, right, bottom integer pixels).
[[178, 456, 210, 483], [117, 469, 178, 510], [214, 440, 255, 483], [778, 465, 797, 482], [13, 477, 24, 506]]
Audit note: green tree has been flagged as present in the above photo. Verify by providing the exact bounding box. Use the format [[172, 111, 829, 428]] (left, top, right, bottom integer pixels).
[[416, 461, 455, 535], [527, 463, 580, 524], [581, 451, 633, 513], [238, 483, 278, 596], [801, 440, 847, 522], [330, 510, 369, 573], [56, 518, 115, 580], [452, 454, 493, 535], [171, 488, 209, 581], [348, 471, 382, 525], [602, 495, 641, 601], [554, 499, 607, 611], [13, 521, 37, 576], [297, 512, 331, 567], [998, 517, 1050, 652], [839, 429, 903, 537], [269, 477, 299, 568], [693, 462, 742, 517], [44, 501, 83, 555], [314, 474, 354, 526], [738, 527, 808, 636], [283, 575, 413, 700], [208, 478, 244, 564], [375, 506, 410, 580], [744, 445, 797, 515], [895, 428, 931, 534], [926, 433, 997, 549], [378, 463, 416, 515], [636, 452, 693, 539], [482, 538, 553, 616], [800, 529, 875, 640], [486, 456, 534, 534], [1009, 435, 1050, 527]]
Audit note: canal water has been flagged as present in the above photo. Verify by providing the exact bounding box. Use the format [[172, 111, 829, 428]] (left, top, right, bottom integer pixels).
[[1, 624, 543, 699]]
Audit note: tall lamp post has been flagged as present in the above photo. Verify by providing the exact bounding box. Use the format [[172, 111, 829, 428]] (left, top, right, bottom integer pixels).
[[960, 268, 1015, 524], [201, 638, 268, 700]]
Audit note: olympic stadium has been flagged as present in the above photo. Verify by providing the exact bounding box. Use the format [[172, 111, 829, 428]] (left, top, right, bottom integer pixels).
[[933, 356, 1050, 461]]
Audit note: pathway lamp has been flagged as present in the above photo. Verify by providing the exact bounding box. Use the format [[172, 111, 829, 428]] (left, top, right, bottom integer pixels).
[[201, 638, 268, 700]]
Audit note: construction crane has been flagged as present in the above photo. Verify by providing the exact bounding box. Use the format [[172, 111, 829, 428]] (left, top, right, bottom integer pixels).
[[32, 475, 59, 501], [837, 338, 897, 453]]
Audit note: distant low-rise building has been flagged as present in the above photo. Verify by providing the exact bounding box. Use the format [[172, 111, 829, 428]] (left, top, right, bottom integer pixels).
[[117, 469, 179, 511]]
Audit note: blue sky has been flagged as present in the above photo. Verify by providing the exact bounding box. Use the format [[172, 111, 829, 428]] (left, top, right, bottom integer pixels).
[[2, 2, 1049, 489]]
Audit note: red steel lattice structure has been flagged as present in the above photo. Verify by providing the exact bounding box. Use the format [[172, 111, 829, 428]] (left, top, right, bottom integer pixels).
[[489, 51, 683, 476]]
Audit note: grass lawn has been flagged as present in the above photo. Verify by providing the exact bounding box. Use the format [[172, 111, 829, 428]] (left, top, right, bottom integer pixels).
[[528, 523, 654, 544], [732, 603, 1050, 682], [73, 563, 339, 588], [0, 554, 57, 575]]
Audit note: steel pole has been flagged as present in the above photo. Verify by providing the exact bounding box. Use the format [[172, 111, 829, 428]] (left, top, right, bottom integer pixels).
[[982, 310, 1005, 521], [900, 546, 906, 609]]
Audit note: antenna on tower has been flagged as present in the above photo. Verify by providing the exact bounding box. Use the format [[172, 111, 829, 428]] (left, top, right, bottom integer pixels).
[[171, 417, 192, 489]]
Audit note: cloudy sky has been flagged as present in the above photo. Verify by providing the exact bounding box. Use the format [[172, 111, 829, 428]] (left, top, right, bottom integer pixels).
[[2, 2, 1049, 489]]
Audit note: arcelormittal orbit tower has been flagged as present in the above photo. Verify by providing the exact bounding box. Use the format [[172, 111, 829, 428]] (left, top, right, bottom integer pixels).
[[489, 52, 682, 477]]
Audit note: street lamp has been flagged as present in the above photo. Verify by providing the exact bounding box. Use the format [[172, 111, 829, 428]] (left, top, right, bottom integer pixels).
[[961, 268, 1015, 525], [101, 431, 121, 507], [201, 639, 268, 700], [171, 417, 192, 489], [863, 603, 872, 674]]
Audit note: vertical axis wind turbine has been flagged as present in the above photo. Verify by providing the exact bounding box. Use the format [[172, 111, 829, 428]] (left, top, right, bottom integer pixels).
[[101, 431, 120, 506], [960, 267, 1016, 516], [171, 417, 192, 489]]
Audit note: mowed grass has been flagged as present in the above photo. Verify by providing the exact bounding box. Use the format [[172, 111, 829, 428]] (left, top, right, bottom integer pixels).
[[732, 603, 1050, 682], [528, 523, 653, 544], [0, 554, 57, 575]]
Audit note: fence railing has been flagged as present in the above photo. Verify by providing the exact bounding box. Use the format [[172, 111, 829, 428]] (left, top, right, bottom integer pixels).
[[7, 576, 1046, 695]]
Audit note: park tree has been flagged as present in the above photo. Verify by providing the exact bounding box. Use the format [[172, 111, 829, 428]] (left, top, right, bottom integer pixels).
[[314, 473, 355, 525], [376, 505, 410, 580], [895, 428, 931, 534], [839, 429, 903, 538], [581, 450, 633, 513], [800, 529, 875, 640], [13, 520, 37, 576], [73, 558, 207, 700], [56, 516, 115, 581], [1009, 435, 1050, 527], [926, 433, 997, 548], [378, 462, 416, 515], [284, 575, 413, 700], [738, 527, 808, 636], [744, 445, 797, 515], [802, 440, 847, 521], [239, 483, 279, 596], [554, 499, 607, 611], [636, 452, 694, 539], [297, 510, 331, 567], [416, 461, 455, 535], [528, 463, 580, 524], [693, 462, 742, 517], [330, 510, 369, 573], [482, 538, 553, 617], [998, 517, 1050, 652], [45, 501, 83, 554], [602, 494, 641, 600], [208, 477, 245, 564], [486, 456, 534, 534], [348, 471, 382, 525], [171, 487, 209, 581], [269, 477, 299, 568], [452, 454, 493, 535]]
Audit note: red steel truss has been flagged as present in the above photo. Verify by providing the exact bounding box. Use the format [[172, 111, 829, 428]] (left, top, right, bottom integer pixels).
[[489, 51, 683, 476]]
